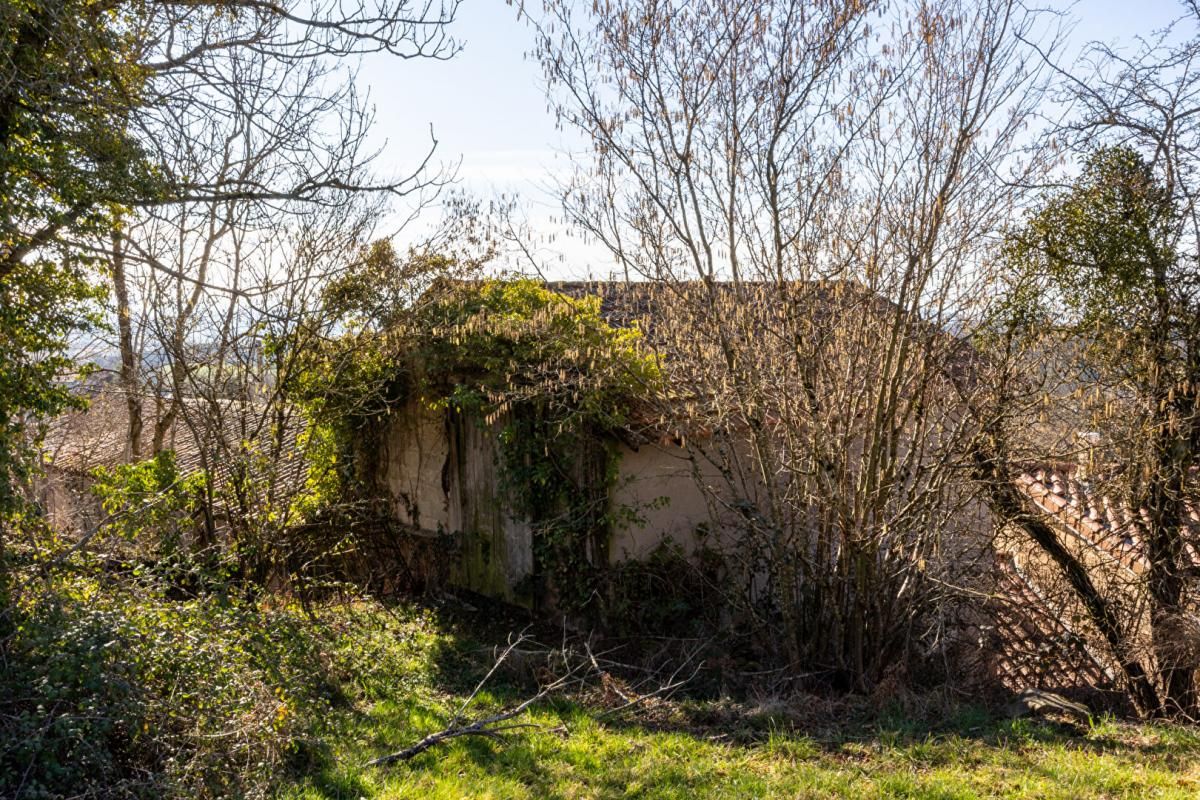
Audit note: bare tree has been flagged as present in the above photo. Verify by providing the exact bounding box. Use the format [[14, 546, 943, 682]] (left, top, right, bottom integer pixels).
[[97, 0, 460, 450], [45, 0, 471, 584], [535, 0, 1055, 686]]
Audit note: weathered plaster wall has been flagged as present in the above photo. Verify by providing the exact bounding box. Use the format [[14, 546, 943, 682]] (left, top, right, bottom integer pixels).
[[376, 403, 758, 602], [377, 401, 534, 604], [376, 401, 735, 604], [609, 441, 718, 560], [378, 401, 449, 532]]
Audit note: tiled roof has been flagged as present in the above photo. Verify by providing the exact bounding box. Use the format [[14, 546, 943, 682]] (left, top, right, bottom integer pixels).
[[545, 279, 976, 439], [989, 553, 1112, 693], [548, 279, 906, 340], [42, 391, 308, 505], [1014, 468, 1200, 574], [990, 465, 1200, 697]]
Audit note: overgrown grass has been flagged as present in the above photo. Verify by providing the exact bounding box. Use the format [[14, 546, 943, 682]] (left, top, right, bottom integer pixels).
[[6, 569, 1200, 799], [276, 605, 1200, 800], [283, 697, 1200, 799]]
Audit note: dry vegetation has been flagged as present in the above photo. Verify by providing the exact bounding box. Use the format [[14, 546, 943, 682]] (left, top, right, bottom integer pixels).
[[4, 0, 1200, 796]]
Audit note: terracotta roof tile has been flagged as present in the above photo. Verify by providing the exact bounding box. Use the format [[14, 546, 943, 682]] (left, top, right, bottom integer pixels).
[[41, 391, 308, 507], [1013, 468, 1200, 575], [989, 553, 1113, 693]]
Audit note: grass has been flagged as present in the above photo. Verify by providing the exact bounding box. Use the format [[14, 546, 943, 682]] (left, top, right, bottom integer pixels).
[[13, 565, 1195, 799], [276, 601, 1200, 800]]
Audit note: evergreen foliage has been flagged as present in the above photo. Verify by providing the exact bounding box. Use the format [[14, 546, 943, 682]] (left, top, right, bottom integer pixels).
[[289, 268, 661, 610]]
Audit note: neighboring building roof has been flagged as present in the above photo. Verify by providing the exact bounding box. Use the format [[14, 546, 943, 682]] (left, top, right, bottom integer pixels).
[[1014, 467, 1200, 574], [988, 465, 1200, 697], [42, 390, 307, 503], [990, 552, 1113, 692]]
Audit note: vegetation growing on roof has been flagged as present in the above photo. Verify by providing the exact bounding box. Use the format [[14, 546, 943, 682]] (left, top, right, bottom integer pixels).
[[287, 259, 662, 611]]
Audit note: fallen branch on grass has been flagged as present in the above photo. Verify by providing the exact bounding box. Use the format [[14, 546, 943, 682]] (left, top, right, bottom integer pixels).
[[364, 630, 582, 767], [365, 630, 704, 768], [362, 712, 554, 766]]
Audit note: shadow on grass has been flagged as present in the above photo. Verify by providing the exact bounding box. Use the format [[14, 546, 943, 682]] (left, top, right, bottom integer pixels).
[[404, 599, 1182, 764], [276, 596, 555, 797], [585, 689, 1200, 770], [280, 595, 1200, 798]]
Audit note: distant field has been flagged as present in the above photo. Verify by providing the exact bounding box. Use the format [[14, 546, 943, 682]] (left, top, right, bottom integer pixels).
[[277, 604, 1200, 800]]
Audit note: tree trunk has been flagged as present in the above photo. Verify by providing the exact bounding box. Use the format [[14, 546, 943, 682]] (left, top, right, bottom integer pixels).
[[111, 231, 143, 459], [1143, 392, 1199, 719]]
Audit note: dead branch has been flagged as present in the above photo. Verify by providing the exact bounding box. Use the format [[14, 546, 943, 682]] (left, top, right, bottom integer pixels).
[[364, 631, 584, 767], [365, 631, 703, 768]]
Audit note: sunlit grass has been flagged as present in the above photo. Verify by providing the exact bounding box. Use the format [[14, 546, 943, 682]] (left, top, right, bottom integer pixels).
[[275, 603, 1200, 800]]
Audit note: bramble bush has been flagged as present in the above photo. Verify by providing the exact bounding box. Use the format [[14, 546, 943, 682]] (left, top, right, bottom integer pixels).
[[0, 563, 315, 798], [0, 529, 444, 798]]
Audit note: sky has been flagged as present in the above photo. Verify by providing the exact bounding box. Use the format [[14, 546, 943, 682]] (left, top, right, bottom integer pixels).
[[357, 1, 575, 268], [356, 0, 1193, 278]]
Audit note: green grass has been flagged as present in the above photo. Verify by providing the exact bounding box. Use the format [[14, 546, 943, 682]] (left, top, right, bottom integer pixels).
[[276, 603, 1200, 800], [19, 558, 1198, 797]]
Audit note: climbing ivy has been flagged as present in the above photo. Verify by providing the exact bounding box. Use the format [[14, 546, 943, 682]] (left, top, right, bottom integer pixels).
[[289, 273, 661, 611]]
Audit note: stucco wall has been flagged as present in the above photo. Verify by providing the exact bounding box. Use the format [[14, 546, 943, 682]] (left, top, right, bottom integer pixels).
[[378, 401, 450, 532], [374, 402, 734, 604], [609, 440, 719, 560], [377, 401, 535, 604]]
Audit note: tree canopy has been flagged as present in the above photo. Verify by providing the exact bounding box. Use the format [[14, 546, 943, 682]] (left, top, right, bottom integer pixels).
[[0, 0, 158, 515]]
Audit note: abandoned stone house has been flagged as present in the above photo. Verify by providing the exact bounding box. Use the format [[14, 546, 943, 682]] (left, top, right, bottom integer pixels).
[[37, 279, 1195, 699], [351, 279, 985, 606], [352, 281, 745, 606]]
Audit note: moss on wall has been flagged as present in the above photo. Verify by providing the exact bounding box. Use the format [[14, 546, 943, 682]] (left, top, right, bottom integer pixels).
[[289, 278, 661, 614]]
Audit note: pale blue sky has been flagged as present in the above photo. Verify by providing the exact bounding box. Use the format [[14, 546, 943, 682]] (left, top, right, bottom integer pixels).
[[358, 0, 1191, 276], [358, 1, 572, 248]]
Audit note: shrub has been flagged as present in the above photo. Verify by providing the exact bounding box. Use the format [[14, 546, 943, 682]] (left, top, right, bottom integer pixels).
[[0, 565, 332, 799]]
